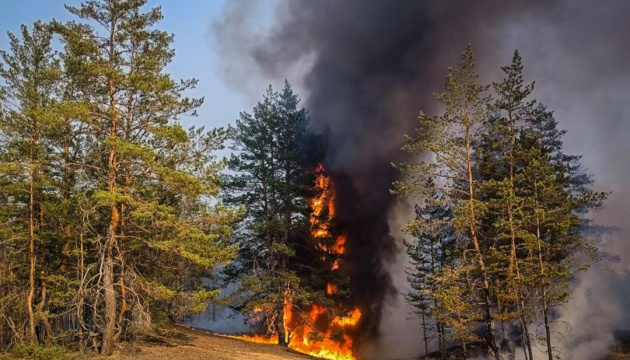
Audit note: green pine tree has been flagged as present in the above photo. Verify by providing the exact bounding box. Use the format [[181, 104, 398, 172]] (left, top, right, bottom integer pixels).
[[52, 0, 237, 353], [394, 45, 501, 358], [0, 21, 64, 344], [403, 179, 455, 359], [223, 82, 329, 345]]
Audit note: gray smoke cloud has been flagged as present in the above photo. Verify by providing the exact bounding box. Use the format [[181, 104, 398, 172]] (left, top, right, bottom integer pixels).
[[212, 1, 630, 359]]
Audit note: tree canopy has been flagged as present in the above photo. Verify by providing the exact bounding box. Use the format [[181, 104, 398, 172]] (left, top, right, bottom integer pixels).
[[394, 47, 607, 360]]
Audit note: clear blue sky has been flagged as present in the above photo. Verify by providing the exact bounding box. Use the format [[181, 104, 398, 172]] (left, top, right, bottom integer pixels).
[[0, 0, 248, 131]]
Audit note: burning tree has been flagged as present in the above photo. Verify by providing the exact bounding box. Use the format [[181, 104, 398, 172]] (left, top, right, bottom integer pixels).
[[223, 82, 316, 344], [223, 82, 363, 360]]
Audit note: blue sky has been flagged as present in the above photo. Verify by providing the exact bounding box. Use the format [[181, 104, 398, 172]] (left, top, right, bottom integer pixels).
[[0, 0, 249, 131]]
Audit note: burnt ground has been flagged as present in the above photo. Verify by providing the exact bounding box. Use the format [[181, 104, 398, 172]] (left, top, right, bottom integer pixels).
[[90, 325, 315, 360]]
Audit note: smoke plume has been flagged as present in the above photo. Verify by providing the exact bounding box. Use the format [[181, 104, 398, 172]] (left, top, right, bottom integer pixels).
[[213, 1, 630, 359]]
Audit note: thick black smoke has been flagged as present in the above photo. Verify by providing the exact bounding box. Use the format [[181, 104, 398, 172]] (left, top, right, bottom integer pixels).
[[213, 1, 630, 359]]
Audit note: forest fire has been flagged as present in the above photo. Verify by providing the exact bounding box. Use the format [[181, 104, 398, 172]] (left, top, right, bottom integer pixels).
[[281, 164, 361, 360], [229, 165, 361, 360]]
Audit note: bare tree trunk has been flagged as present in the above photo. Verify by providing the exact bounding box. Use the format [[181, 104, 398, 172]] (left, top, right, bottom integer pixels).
[[276, 305, 287, 347], [541, 293, 553, 360], [116, 259, 127, 341], [501, 319, 516, 360]]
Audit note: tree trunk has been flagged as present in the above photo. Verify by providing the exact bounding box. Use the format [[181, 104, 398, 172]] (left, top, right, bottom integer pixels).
[[501, 319, 516, 360], [279, 163, 292, 345], [276, 305, 287, 347], [36, 272, 53, 344], [541, 293, 553, 360], [101, 15, 120, 352], [535, 181, 553, 360], [421, 313, 429, 358], [102, 214, 118, 356], [77, 231, 87, 352], [27, 165, 37, 343], [465, 123, 499, 359], [438, 323, 446, 360], [116, 259, 127, 341], [102, 24, 120, 350]]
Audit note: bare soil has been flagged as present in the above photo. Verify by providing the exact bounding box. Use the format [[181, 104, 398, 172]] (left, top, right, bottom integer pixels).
[[92, 325, 315, 360]]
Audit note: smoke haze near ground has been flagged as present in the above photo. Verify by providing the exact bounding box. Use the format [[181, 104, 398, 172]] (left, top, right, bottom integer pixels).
[[212, 1, 630, 358]]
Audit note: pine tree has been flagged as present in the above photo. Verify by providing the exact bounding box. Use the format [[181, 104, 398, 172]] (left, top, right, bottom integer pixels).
[[397, 48, 609, 360], [403, 179, 455, 359], [0, 21, 64, 344], [52, 0, 237, 354], [482, 52, 608, 360], [223, 82, 325, 345], [223, 86, 283, 335], [394, 45, 501, 358], [477, 51, 537, 359], [516, 107, 606, 360]]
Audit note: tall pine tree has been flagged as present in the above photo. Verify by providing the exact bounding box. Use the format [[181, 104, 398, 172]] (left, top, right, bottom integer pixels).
[[394, 46, 501, 358], [223, 81, 326, 345], [52, 0, 237, 353], [0, 21, 65, 344], [396, 48, 608, 360]]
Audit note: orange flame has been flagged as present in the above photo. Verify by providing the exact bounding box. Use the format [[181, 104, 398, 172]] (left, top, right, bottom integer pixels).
[[326, 283, 338, 296], [230, 165, 362, 360], [285, 304, 361, 360], [217, 333, 278, 345], [291, 164, 361, 360]]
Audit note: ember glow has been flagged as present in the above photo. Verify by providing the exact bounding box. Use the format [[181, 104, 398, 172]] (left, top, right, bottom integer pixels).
[[229, 165, 362, 360]]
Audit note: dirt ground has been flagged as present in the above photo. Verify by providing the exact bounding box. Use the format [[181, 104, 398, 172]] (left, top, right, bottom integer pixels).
[[93, 325, 315, 360]]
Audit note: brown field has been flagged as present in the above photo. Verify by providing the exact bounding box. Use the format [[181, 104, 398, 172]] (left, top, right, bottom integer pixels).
[[91, 325, 315, 360]]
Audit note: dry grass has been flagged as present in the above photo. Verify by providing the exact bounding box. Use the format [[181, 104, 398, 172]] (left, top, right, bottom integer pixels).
[[0, 326, 314, 360], [91, 325, 314, 360]]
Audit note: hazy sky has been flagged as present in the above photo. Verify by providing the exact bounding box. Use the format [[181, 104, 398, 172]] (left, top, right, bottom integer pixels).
[[2, 3, 628, 358], [0, 0, 249, 132]]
